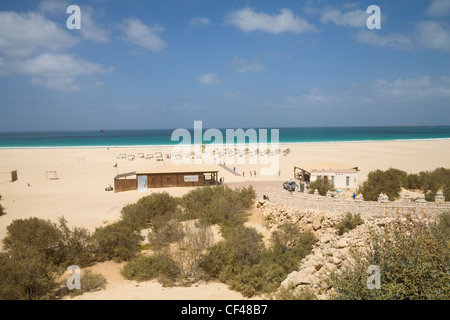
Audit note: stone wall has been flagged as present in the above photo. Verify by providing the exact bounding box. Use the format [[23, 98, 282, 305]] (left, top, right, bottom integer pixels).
[[255, 196, 446, 299], [264, 191, 449, 218]]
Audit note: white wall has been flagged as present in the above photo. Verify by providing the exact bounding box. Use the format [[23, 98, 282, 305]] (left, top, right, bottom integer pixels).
[[310, 172, 358, 189]]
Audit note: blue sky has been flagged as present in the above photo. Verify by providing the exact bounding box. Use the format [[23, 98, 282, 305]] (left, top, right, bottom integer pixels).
[[0, 0, 449, 131]]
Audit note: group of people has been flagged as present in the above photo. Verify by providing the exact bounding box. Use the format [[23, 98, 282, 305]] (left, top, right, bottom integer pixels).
[[233, 167, 257, 178], [242, 170, 257, 178]]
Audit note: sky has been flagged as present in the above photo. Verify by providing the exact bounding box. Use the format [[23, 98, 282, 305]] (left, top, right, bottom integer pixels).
[[0, 0, 449, 131]]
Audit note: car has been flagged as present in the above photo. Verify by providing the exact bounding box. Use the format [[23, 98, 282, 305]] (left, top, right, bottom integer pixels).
[[283, 180, 298, 192]]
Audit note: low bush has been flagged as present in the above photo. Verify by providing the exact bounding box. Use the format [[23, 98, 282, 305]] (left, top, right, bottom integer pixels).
[[149, 214, 185, 249], [165, 223, 214, 280], [92, 221, 143, 262], [2, 217, 95, 268], [308, 177, 334, 196], [201, 224, 317, 297], [360, 167, 450, 202], [330, 212, 450, 300], [124, 222, 214, 285], [180, 186, 255, 226], [270, 284, 318, 300], [335, 213, 363, 236], [121, 254, 182, 285], [121, 192, 178, 230], [0, 251, 57, 300], [358, 169, 404, 201], [58, 270, 107, 298], [122, 255, 167, 281]]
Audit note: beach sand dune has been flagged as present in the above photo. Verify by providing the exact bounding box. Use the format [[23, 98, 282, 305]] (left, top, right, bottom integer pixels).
[[1, 140, 449, 299]]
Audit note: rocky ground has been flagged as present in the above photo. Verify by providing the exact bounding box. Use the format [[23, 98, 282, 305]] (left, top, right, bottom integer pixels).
[[254, 198, 425, 300]]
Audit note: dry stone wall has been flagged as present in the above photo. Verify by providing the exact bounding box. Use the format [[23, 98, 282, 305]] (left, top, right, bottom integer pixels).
[[255, 195, 446, 299]]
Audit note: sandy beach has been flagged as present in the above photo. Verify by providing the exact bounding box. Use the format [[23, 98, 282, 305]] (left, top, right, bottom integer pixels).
[[1, 139, 449, 299]]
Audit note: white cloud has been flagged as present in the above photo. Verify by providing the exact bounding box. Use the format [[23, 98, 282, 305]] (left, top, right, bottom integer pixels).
[[426, 0, 450, 17], [14, 53, 112, 77], [80, 7, 110, 43], [416, 21, 450, 52], [0, 11, 78, 57], [321, 9, 367, 27], [199, 74, 222, 86], [231, 57, 265, 73], [120, 18, 166, 52], [31, 77, 79, 92], [189, 17, 211, 26], [225, 8, 316, 34], [39, 1, 110, 43], [286, 76, 450, 110], [13, 53, 113, 91], [0, 56, 8, 76], [371, 76, 450, 99], [355, 30, 412, 50], [39, 0, 68, 15]]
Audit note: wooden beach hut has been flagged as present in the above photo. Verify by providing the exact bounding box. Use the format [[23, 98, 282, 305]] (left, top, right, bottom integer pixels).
[[114, 165, 219, 193]]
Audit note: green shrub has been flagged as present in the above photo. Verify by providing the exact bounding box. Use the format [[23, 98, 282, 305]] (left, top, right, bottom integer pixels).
[[54, 217, 96, 267], [201, 225, 316, 297], [224, 261, 287, 297], [358, 169, 404, 201], [405, 173, 421, 190], [92, 221, 143, 262], [372, 167, 450, 202], [0, 217, 99, 300], [180, 186, 255, 226], [121, 255, 163, 282], [271, 223, 303, 253], [2, 217, 95, 268], [149, 214, 185, 249], [3, 218, 62, 261], [308, 177, 334, 196], [121, 254, 181, 285], [271, 284, 318, 300], [410, 168, 450, 202], [125, 220, 215, 285], [201, 226, 264, 277], [165, 223, 214, 280], [330, 212, 450, 300], [0, 251, 57, 300], [335, 213, 363, 236], [121, 192, 178, 230], [58, 270, 107, 298]]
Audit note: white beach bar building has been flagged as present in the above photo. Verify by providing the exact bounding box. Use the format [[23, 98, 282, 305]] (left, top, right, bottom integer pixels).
[[310, 168, 358, 190], [294, 162, 359, 190]]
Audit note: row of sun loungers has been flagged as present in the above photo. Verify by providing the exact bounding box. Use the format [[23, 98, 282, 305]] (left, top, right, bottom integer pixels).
[[117, 148, 287, 161]]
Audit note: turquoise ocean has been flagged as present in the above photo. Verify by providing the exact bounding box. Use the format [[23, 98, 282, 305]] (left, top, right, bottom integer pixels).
[[0, 126, 450, 148]]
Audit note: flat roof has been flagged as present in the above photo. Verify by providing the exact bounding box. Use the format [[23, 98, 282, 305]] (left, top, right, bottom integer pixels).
[[311, 169, 358, 174], [295, 161, 358, 174], [114, 172, 137, 179], [136, 164, 219, 175]]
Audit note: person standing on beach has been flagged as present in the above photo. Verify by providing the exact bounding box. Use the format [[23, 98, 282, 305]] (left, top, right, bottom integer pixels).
[[254, 170, 257, 178], [250, 171, 252, 177], [243, 171, 245, 178]]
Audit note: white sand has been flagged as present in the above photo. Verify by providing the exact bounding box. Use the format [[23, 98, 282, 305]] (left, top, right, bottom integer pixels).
[[0, 139, 449, 299]]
